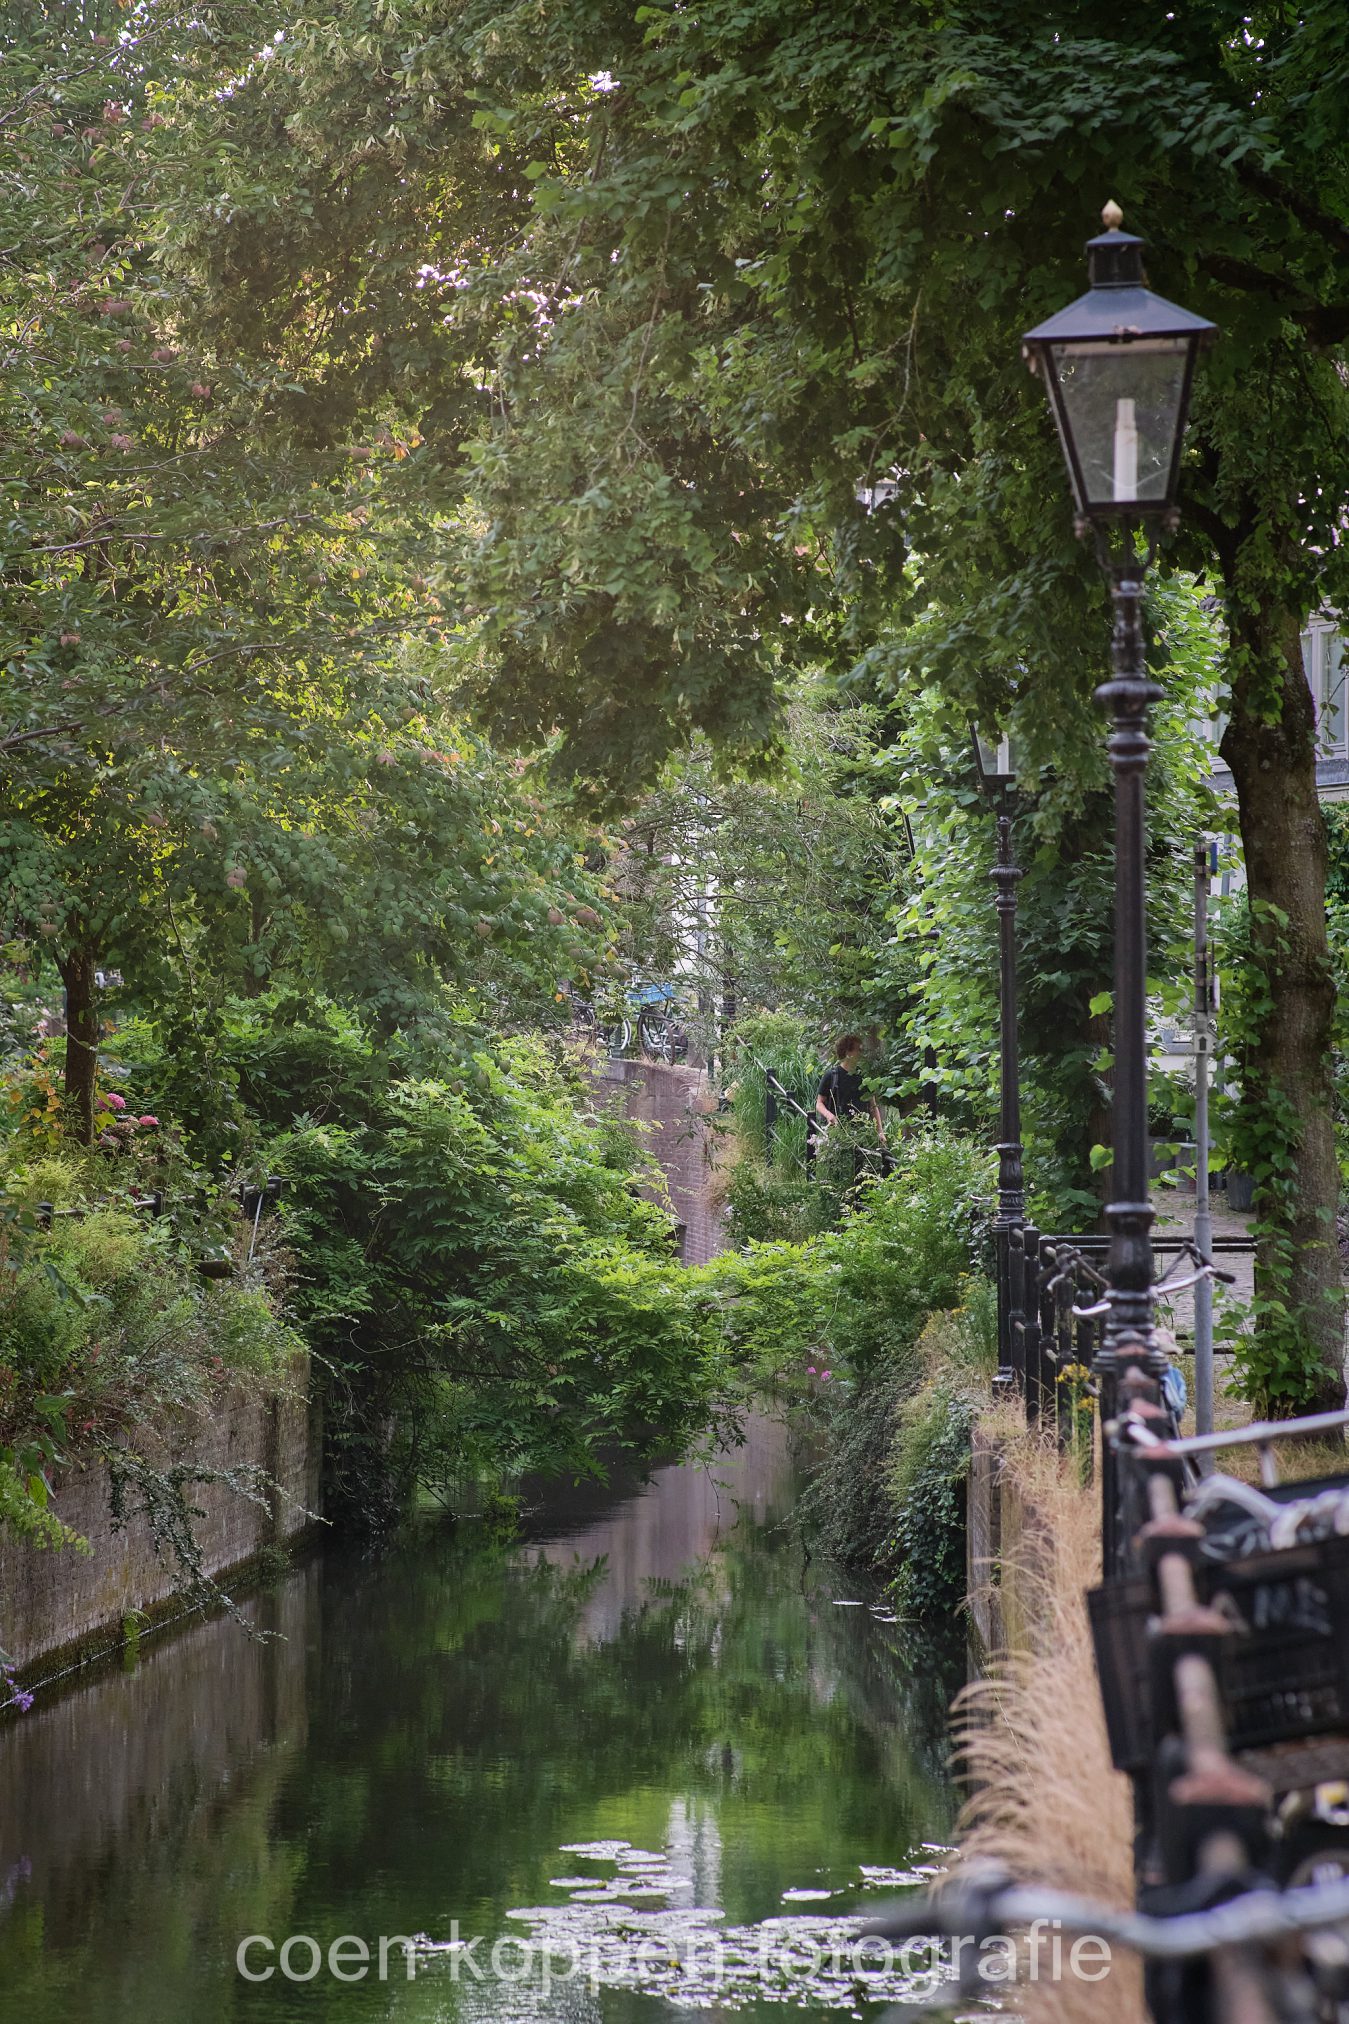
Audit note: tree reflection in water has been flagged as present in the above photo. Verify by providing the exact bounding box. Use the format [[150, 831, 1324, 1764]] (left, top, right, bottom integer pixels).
[[0, 1415, 958, 2021]]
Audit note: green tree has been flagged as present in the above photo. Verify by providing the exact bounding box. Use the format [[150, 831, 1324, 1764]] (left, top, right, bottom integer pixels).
[[196, 0, 1349, 1402], [22, 1, 1349, 1398], [0, 12, 609, 1135], [613, 690, 905, 1049]]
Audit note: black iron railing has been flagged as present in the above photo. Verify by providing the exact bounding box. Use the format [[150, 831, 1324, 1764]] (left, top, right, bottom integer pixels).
[[998, 1223, 1253, 1570]]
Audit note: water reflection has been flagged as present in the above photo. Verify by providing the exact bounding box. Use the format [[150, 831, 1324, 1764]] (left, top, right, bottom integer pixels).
[[0, 1416, 956, 2020], [522, 1415, 792, 1645]]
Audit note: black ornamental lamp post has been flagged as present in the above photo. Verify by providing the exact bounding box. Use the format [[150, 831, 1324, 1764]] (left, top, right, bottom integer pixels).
[[1022, 202, 1215, 1441], [970, 722, 1024, 1389]]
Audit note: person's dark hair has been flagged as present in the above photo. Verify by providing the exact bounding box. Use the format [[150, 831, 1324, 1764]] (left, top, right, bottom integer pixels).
[[834, 1033, 863, 1060]]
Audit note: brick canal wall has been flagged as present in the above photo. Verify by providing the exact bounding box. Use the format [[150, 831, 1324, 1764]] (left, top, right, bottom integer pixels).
[[3, 1364, 320, 1682], [593, 1057, 727, 1266]]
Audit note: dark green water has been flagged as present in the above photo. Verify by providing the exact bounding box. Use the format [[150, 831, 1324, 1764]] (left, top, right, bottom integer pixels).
[[0, 1415, 958, 2019]]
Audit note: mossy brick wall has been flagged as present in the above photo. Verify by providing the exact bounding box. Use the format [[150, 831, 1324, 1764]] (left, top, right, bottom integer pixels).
[[595, 1058, 727, 1266], [1, 1363, 320, 1680]]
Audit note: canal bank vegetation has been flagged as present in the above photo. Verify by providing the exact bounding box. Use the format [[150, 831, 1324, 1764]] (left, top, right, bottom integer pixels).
[[955, 1421, 1140, 2024], [701, 1079, 1002, 1616], [231, 1012, 733, 1521], [0, 996, 742, 1556], [0, 1132, 304, 1554]]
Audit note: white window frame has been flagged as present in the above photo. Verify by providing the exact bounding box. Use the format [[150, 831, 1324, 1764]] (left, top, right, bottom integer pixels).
[[1303, 617, 1349, 760]]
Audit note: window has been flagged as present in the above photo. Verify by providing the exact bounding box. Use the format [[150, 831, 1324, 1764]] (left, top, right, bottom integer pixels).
[[1303, 620, 1348, 759]]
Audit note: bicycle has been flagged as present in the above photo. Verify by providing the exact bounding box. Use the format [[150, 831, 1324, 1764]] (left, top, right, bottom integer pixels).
[[861, 1860, 1349, 2022], [561, 986, 631, 1056], [632, 981, 690, 1063]]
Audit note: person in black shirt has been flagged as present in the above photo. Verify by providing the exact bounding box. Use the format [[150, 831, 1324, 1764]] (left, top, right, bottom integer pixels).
[[815, 1033, 886, 1144]]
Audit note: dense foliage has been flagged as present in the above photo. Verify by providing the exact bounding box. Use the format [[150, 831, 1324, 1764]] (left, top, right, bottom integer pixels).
[[5, 0, 1349, 1652], [56, 997, 730, 1525], [0, 1129, 302, 1554], [693, 1122, 996, 1595], [884, 1293, 998, 1617]]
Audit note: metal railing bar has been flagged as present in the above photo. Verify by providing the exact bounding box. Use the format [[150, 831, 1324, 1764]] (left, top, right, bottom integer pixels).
[[1046, 1232, 1257, 1255], [1137, 1406, 1349, 1460]]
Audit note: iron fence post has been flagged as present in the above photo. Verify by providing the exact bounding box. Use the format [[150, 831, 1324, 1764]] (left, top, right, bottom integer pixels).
[[1008, 1225, 1027, 1396], [1037, 1240, 1057, 1432], [1021, 1222, 1042, 1423], [1053, 1260, 1075, 1450]]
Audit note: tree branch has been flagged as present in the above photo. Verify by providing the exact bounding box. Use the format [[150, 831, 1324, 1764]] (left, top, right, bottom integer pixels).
[[24, 513, 324, 558], [1238, 163, 1349, 266]]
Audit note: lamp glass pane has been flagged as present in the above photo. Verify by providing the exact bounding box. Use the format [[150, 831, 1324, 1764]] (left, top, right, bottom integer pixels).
[[1047, 336, 1191, 510], [973, 727, 1016, 785]]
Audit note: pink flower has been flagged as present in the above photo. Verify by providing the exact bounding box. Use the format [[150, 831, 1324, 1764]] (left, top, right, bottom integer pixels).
[[138, 1114, 159, 1128], [822, 1370, 832, 1380], [807, 1366, 817, 1375], [103, 1091, 126, 1111]]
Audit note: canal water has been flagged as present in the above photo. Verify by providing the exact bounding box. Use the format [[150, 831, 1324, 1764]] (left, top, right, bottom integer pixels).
[[0, 1414, 959, 2019]]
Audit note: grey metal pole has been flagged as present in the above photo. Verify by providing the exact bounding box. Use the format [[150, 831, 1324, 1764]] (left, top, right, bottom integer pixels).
[[992, 809, 1026, 1390], [1193, 839, 1215, 1455]]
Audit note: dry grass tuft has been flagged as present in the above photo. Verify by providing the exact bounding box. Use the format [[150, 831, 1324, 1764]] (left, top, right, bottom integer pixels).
[[953, 1431, 1142, 2024]]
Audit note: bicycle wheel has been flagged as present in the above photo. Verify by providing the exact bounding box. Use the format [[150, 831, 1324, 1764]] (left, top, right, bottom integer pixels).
[[598, 1014, 632, 1055], [569, 996, 598, 1045], [638, 1009, 674, 1061]]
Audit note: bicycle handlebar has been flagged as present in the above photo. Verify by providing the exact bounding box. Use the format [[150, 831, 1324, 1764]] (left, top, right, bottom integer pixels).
[[863, 1867, 1349, 1962]]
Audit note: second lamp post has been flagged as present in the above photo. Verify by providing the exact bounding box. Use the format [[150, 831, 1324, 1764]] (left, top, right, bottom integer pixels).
[[1022, 200, 1215, 1377], [971, 723, 1024, 1387]]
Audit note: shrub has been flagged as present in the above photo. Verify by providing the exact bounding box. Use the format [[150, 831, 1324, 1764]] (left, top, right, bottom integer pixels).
[[887, 1386, 977, 1618], [704, 1125, 995, 1387], [243, 1015, 733, 1518], [722, 1011, 823, 1165], [701, 1126, 995, 1589], [0, 1154, 304, 1556], [885, 1287, 997, 1614], [721, 1155, 833, 1248]]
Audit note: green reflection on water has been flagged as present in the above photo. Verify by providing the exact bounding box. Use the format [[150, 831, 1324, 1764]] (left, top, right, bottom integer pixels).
[[0, 1417, 957, 2020]]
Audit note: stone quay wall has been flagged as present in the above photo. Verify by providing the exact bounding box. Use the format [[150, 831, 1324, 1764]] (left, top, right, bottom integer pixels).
[[594, 1056, 727, 1266], [2, 1365, 320, 1683]]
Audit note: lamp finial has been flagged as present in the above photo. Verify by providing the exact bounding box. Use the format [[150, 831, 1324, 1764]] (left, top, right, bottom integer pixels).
[[1101, 198, 1124, 231]]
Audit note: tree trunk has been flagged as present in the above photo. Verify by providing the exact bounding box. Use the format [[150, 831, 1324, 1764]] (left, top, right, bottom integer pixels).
[[58, 945, 99, 1146], [1221, 603, 1344, 1411]]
